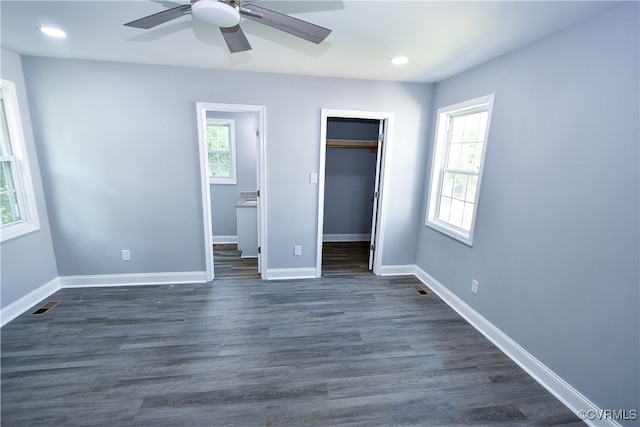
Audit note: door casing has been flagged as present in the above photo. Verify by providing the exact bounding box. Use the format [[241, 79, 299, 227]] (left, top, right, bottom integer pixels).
[[196, 102, 267, 281], [316, 109, 394, 277]]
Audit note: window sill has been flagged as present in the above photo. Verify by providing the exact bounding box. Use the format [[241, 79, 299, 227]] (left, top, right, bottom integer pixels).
[[425, 219, 474, 246], [1, 221, 40, 243], [209, 178, 237, 185]]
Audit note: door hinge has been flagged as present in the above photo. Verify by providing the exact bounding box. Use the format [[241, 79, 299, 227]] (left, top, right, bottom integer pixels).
[[256, 128, 260, 138], [378, 133, 384, 143], [370, 244, 375, 251], [258, 246, 261, 254], [373, 191, 379, 199], [257, 190, 260, 197]]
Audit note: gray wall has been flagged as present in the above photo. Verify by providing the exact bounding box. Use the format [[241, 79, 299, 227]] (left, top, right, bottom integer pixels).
[[324, 148, 377, 237], [326, 117, 379, 141], [324, 118, 379, 237], [0, 49, 58, 308], [21, 57, 431, 274], [416, 3, 639, 420], [208, 111, 257, 238]]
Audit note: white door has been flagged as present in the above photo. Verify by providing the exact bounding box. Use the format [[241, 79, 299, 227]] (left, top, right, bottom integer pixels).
[[368, 120, 385, 270], [255, 114, 262, 275]]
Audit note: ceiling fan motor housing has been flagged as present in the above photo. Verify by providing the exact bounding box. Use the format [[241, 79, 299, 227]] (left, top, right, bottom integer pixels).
[[192, 0, 240, 28], [124, 0, 331, 53]]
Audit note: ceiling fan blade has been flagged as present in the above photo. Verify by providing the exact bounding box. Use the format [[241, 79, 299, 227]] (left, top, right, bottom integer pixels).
[[220, 25, 252, 53], [124, 4, 192, 29], [240, 4, 331, 44]]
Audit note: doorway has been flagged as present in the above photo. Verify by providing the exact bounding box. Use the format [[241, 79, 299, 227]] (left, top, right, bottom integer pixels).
[[196, 103, 267, 281], [316, 109, 393, 277]]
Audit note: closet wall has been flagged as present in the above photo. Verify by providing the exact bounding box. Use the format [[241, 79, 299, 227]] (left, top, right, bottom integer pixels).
[[323, 118, 379, 241]]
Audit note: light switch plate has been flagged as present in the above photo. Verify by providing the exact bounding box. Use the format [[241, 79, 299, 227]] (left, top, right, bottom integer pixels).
[[471, 279, 479, 294]]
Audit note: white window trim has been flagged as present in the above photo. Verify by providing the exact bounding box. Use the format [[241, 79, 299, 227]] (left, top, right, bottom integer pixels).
[[206, 118, 237, 185], [0, 79, 40, 243], [425, 94, 495, 246]]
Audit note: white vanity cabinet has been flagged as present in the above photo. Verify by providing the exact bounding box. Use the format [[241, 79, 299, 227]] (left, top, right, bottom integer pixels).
[[236, 192, 258, 258]]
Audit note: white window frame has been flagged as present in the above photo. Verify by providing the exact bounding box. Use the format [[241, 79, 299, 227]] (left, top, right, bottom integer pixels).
[[0, 79, 40, 242], [206, 118, 237, 185], [426, 94, 494, 246]]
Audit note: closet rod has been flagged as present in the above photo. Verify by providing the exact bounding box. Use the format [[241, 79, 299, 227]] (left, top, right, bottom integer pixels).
[[326, 139, 378, 150]]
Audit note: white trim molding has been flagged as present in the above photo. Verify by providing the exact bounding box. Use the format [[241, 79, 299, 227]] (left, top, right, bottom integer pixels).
[[412, 265, 622, 427], [212, 235, 238, 244], [316, 109, 394, 278], [425, 94, 495, 247], [0, 79, 41, 242], [196, 102, 268, 281], [265, 268, 317, 281], [59, 271, 208, 288], [378, 264, 416, 276], [0, 277, 61, 327], [1, 272, 208, 327], [206, 118, 237, 185]]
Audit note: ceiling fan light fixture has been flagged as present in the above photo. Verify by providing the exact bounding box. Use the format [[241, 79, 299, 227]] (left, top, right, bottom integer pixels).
[[192, 0, 240, 28]]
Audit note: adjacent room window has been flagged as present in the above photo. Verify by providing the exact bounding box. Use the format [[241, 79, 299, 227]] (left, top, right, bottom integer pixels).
[[0, 79, 40, 242], [426, 94, 494, 246], [207, 118, 236, 184]]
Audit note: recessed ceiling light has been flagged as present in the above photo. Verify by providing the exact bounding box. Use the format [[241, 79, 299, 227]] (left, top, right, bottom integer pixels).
[[39, 26, 67, 38], [390, 56, 409, 65]]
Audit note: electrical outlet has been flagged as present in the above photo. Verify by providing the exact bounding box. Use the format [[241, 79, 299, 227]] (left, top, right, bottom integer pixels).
[[294, 245, 302, 256], [121, 249, 131, 261], [471, 279, 479, 294]]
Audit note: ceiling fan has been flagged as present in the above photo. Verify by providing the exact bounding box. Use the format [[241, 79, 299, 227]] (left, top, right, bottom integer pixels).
[[124, 0, 332, 53]]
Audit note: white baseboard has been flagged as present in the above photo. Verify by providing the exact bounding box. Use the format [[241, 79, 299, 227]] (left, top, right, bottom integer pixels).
[[1, 277, 61, 327], [212, 235, 238, 244], [413, 265, 620, 427], [265, 267, 317, 280], [59, 271, 208, 288], [378, 264, 416, 276], [1, 271, 208, 327], [323, 233, 370, 242]]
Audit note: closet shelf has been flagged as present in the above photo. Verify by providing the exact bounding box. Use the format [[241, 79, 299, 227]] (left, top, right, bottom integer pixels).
[[326, 139, 378, 151]]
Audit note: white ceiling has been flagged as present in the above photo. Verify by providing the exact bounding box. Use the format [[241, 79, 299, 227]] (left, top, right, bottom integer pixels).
[[0, 0, 623, 83]]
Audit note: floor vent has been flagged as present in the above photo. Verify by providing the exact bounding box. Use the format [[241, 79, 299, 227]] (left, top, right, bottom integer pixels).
[[413, 285, 428, 296], [32, 301, 59, 315]]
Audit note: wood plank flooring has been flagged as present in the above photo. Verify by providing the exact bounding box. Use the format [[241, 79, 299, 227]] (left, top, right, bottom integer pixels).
[[321, 241, 371, 277], [214, 241, 372, 279], [214, 244, 261, 279], [1, 275, 583, 426]]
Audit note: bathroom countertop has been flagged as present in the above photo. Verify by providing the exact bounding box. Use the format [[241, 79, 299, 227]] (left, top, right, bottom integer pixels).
[[236, 191, 258, 207]]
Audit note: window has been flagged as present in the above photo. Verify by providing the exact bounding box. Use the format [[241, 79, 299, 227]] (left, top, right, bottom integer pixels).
[[206, 119, 236, 184], [0, 79, 40, 242], [426, 94, 494, 246]]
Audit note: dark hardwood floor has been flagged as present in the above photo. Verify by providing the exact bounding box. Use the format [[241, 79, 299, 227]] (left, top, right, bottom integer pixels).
[[214, 241, 372, 279], [1, 258, 583, 425], [214, 244, 261, 279], [321, 241, 371, 277]]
